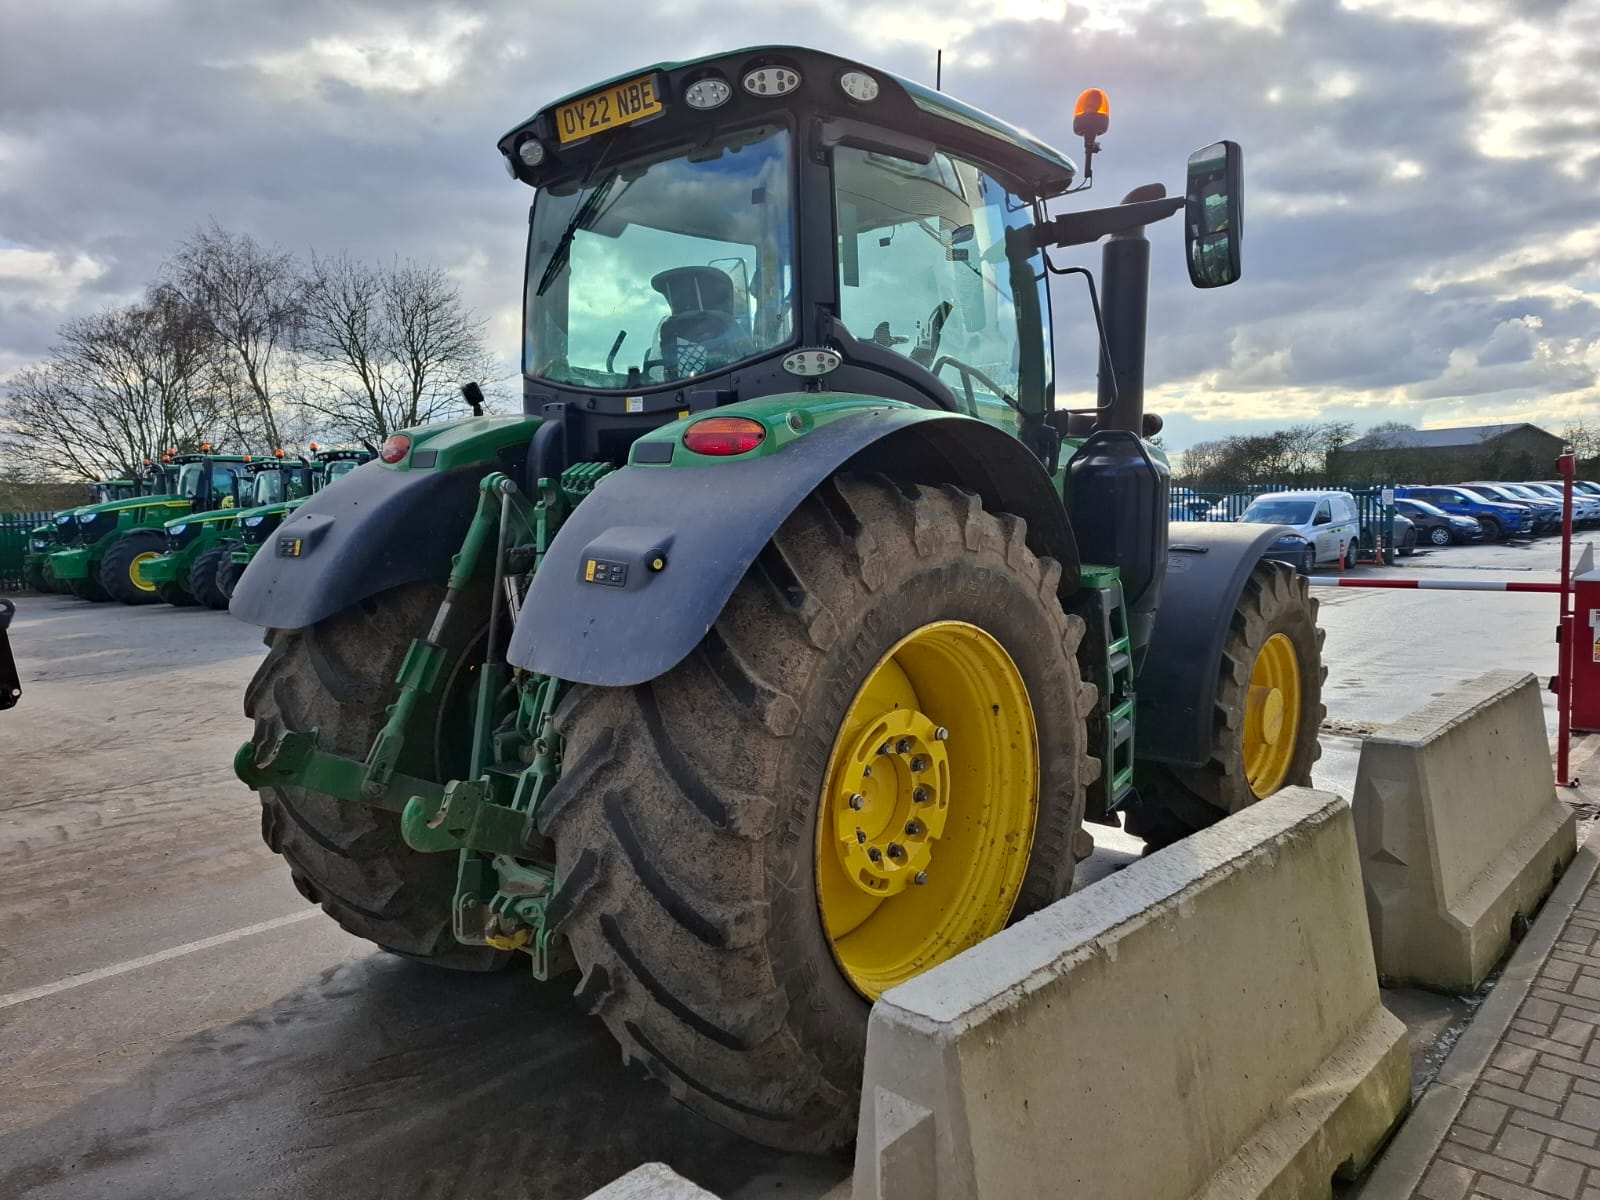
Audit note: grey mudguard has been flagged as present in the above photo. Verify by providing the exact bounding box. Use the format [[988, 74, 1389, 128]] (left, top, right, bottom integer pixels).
[[1135, 521, 1295, 767], [230, 461, 486, 630], [510, 409, 1076, 686]]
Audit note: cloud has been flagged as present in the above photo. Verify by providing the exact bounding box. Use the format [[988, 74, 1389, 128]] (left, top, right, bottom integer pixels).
[[0, 0, 1594, 451]]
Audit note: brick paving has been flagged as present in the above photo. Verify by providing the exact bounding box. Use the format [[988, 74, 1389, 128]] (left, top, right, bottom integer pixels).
[[1417, 882, 1600, 1199]]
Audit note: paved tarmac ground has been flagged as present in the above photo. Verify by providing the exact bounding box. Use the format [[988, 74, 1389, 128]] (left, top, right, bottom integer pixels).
[[0, 531, 1588, 1200]]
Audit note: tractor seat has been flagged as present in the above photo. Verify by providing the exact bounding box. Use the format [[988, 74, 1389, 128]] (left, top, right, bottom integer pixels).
[[651, 267, 749, 378]]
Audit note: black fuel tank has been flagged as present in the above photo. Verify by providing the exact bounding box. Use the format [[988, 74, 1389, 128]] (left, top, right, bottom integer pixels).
[[1065, 430, 1170, 649]]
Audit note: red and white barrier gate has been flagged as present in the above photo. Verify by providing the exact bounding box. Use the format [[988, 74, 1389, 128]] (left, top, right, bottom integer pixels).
[[1302, 452, 1591, 786]]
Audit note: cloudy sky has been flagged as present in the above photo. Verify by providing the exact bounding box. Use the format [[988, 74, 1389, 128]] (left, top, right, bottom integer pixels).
[[2, 0, 1596, 451]]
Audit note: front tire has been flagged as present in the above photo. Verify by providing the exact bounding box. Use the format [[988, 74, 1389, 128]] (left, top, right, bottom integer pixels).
[[244, 582, 505, 971], [541, 477, 1095, 1152], [1428, 526, 1452, 547], [102, 531, 165, 605], [188, 545, 232, 609], [1126, 561, 1325, 850]]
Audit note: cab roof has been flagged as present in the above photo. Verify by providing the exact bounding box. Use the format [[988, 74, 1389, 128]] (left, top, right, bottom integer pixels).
[[500, 45, 1078, 199]]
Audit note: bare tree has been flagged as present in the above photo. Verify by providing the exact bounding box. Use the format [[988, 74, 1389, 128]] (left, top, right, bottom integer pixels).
[[167, 222, 304, 448], [298, 253, 492, 445], [0, 289, 223, 480]]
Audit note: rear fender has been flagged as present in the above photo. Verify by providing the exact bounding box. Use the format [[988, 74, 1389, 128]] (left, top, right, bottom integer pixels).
[[1135, 522, 1296, 768], [229, 416, 540, 630], [508, 406, 1076, 686]]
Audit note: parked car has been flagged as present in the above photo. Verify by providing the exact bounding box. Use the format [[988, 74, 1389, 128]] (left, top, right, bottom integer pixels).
[[1395, 485, 1535, 541], [1461, 481, 1563, 534], [1392, 511, 1418, 557], [1516, 481, 1600, 527], [1394, 497, 1483, 546], [1237, 490, 1362, 573]]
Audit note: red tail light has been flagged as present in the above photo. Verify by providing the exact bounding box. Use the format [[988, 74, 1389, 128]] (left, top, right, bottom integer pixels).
[[684, 416, 766, 457], [379, 434, 412, 464]]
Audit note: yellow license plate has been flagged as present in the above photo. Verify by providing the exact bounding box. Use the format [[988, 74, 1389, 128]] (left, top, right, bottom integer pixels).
[[555, 75, 663, 145]]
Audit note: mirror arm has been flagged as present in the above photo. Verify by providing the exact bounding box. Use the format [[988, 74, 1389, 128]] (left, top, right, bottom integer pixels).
[[1033, 195, 1185, 248]]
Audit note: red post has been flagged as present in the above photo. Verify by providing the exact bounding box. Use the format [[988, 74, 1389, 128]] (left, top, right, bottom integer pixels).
[[1557, 450, 1577, 787]]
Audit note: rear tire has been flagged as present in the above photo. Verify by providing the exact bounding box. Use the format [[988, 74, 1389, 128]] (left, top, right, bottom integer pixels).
[[216, 545, 246, 602], [188, 545, 232, 609], [1126, 561, 1325, 850], [244, 582, 505, 971], [102, 531, 165, 605], [541, 476, 1094, 1152], [1479, 515, 1503, 541]]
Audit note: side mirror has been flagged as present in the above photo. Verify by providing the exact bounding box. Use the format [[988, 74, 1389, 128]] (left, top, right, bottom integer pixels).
[[461, 381, 486, 417], [1314, 512, 1331, 526], [1185, 140, 1243, 288]]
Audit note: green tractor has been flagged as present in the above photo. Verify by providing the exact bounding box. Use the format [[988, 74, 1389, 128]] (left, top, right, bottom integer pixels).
[[233, 48, 1320, 1151], [140, 455, 314, 609], [51, 452, 252, 603], [219, 449, 374, 602], [23, 478, 141, 593]]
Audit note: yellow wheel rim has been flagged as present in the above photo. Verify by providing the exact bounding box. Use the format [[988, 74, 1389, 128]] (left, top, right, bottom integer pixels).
[[815, 620, 1038, 1000], [129, 551, 160, 593], [1244, 633, 1302, 798]]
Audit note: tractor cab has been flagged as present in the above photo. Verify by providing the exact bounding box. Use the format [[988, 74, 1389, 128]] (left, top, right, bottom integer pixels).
[[241, 456, 315, 508], [170, 452, 252, 514], [499, 45, 1239, 478], [310, 446, 374, 487]]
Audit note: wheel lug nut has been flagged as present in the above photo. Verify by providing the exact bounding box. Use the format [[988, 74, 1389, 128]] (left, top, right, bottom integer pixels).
[[862, 766, 872, 778], [848, 793, 865, 811], [914, 871, 928, 886], [909, 756, 928, 773], [856, 828, 867, 844], [913, 786, 930, 803], [877, 742, 890, 756], [868, 847, 883, 862], [895, 738, 913, 754], [905, 820, 922, 836], [934, 727, 948, 741], [887, 843, 905, 860]]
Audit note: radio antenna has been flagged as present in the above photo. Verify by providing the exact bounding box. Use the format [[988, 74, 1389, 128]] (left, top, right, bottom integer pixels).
[[936, 49, 943, 91]]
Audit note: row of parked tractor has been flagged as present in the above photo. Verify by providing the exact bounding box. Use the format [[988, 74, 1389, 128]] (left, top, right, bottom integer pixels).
[[22, 446, 375, 609]]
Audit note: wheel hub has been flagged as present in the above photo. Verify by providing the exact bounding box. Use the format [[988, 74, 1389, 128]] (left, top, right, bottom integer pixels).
[[1243, 632, 1302, 798], [831, 709, 950, 897]]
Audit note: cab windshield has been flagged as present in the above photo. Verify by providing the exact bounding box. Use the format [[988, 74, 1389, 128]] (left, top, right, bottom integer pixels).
[[324, 459, 360, 484], [177, 463, 240, 502], [1240, 499, 1315, 525], [251, 472, 286, 506], [524, 123, 794, 390]]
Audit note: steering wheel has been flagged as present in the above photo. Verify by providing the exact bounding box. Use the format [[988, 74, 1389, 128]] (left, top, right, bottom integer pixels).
[[931, 355, 1022, 415]]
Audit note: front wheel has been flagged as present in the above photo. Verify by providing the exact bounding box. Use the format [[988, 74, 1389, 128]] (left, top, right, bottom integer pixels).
[[541, 477, 1095, 1151], [188, 545, 233, 609], [102, 531, 165, 605], [1127, 561, 1325, 850], [1299, 545, 1316, 575], [1428, 526, 1452, 547]]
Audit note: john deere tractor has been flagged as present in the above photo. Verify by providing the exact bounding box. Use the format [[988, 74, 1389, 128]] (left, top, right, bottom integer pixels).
[[219, 448, 374, 602], [140, 455, 313, 609], [23, 478, 141, 593], [233, 48, 1320, 1152], [55, 451, 253, 604]]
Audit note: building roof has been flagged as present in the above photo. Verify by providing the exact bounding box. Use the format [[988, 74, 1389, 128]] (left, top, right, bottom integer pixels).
[[1339, 423, 1558, 453]]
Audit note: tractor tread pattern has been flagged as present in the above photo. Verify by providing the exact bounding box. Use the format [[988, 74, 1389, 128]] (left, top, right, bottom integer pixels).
[[188, 544, 233, 609], [243, 584, 505, 971], [1127, 561, 1326, 849], [545, 475, 1094, 1151]]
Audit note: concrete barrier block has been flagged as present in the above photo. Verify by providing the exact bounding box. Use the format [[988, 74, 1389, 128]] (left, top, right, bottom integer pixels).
[[1353, 669, 1576, 990], [582, 1163, 723, 1199], [853, 788, 1408, 1200]]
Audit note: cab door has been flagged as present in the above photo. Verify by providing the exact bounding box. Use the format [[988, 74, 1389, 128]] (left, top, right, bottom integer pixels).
[[1311, 497, 1336, 560]]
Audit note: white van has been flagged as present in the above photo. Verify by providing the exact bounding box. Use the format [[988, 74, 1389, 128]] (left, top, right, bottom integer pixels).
[[1236, 490, 1362, 573]]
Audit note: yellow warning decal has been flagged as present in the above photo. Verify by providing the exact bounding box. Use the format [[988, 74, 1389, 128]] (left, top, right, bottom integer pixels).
[[585, 559, 597, 581]]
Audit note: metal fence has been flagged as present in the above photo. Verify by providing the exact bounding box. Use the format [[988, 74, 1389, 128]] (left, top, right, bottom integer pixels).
[[1169, 484, 1402, 560], [0, 512, 51, 590]]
